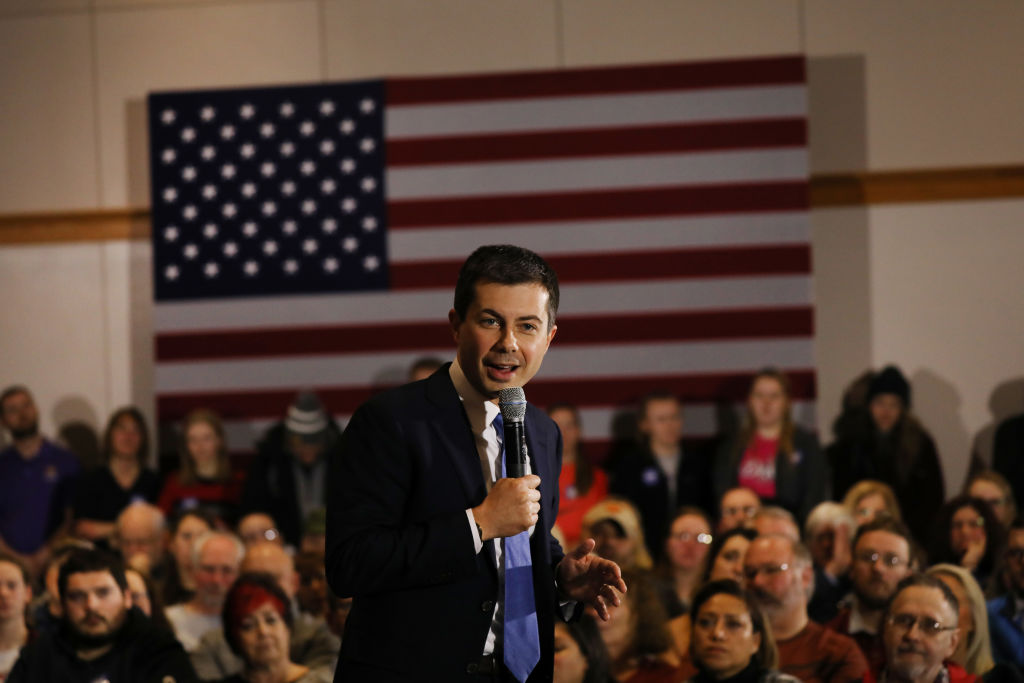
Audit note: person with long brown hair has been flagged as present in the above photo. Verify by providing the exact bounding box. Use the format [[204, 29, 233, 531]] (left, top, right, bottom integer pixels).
[[713, 368, 826, 525]]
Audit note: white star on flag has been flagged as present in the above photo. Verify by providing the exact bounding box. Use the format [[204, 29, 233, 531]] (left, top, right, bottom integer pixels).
[[320, 140, 336, 155], [280, 141, 296, 157], [359, 98, 375, 113], [282, 219, 298, 235], [320, 100, 336, 116], [201, 146, 216, 161], [301, 199, 317, 215], [204, 262, 219, 278], [200, 106, 216, 122], [361, 177, 377, 192], [280, 102, 295, 117], [201, 185, 217, 200], [240, 143, 256, 159], [182, 205, 198, 221], [261, 201, 277, 216], [223, 242, 239, 257], [260, 162, 277, 178], [242, 222, 258, 237], [300, 121, 315, 137], [240, 103, 256, 119], [342, 236, 358, 252], [322, 218, 338, 234], [221, 164, 237, 179], [181, 127, 196, 142], [243, 260, 259, 276], [164, 264, 179, 280], [260, 122, 276, 138], [302, 238, 318, 254], [161, 109, 176, 125], [202, 223, 218, 239], [281, 181, 297, 196], [163, 187, 178, 203], [222, 203, 238, 218], [283, 259, 299, 274], [340, 158, 355, 174], [241, 182, 257, 198], [161, 148, 176, 164], [361, 216, 377, 231], [221, 125, 236, 140], [183, 243, 199, 260], [364, 255, 380, 271], [163, 226, 179, 242], [321, 179, 337, 194], [340, 119, 355, 135], [263, 240, 278, 256], [323, 257, 339, 273], [182, 166, 197, 181], [300, 160, 316, 176], [341, 197, 356, 213], [360, 138, 375, 153]]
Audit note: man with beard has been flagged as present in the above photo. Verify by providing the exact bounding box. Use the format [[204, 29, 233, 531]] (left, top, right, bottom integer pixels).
[[7, 547, 197, 682], [988, 519, 1024, 668], [744, 534, 868, 683], [869, 575, 966, 683], [827, 518, 913, 674], [0, 386, 79, 577]]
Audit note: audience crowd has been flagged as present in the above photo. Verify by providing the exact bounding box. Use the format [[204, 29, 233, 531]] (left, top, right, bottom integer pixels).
[[2, 361, 1024, 683]]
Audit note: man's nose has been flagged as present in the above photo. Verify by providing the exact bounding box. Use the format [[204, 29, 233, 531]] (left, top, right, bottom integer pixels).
[[495, 326, 518, 351]]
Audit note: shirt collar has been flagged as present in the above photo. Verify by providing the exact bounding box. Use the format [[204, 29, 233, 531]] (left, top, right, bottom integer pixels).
[[449, 359, 500, 434]]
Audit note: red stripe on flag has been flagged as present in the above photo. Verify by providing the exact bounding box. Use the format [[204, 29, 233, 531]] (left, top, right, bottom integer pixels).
[[155, 307, 814, 362], [387, 119, 808, 166], [156, 369, 816, 421], [387, 182, 808, 228], [387, 56, 805, 105]]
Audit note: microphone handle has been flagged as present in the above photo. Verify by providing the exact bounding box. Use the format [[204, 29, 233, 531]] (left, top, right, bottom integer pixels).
[[504, 419, 528, 478]]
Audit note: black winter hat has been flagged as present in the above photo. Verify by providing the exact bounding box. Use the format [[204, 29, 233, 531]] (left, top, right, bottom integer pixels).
[[867, 365, 911, 407]]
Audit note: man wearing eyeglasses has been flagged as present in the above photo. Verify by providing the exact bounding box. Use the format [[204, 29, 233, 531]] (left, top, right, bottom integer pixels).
[[827, 518, 914, 674], [987, 519, 1024, 669], [744, 534, 868, 683], [870, 574, 967, 683]]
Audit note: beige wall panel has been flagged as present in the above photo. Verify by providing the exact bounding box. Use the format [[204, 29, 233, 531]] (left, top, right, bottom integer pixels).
[[0, 0, 87, 16], [323, 0, 559, 79], [94, 1, 322, 209], [561, 0, 801, 66], [867, 199, 1024, 491], [0, 13, 99, 212], [805, 0, 1024, 170]]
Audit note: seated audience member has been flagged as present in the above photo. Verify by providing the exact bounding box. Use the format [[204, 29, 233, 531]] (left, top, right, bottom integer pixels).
[[842, 480, 903, 529], [191, 542, 339, 681], [687, 579, 800, 683], [26, 540, 91, 634], [165, 531, 244, 652], [988, 520, 1024, 669], [407, 356, 444, 383], [164, 509, 215, 606], [993, 410, 1024, 513], [805, 502, 856, 624], [72, 407, 161, 544], [218, 572, 330, 683], [593, 570, 682, 682], [114, 502, 168, 580], [719, 487, 762, 533], [930, 496, 1005, 587], [826, 518, 914, 674], [744, 534, 868, 683], [294, 552, 328, 619], [829, 366, 944, 546], [611, 391, 713, 561], [158, 409, 245, 526], [659, 507, 714, 616], [550, 402, 609, 549], [242, 392, 341, 548], [751, 507, 800, 542], [869, 575, 967, 683], [125, 566, 172, 632], [966, 471, 1018, 531], [7, 547, 197, 682], [0, 385, 80, 576], [582, 498, 654, 571], [715, 369, 827, 526], [0, 553, 32, 680], [238, 513, 284, 549], [553, 616, 615, 683]]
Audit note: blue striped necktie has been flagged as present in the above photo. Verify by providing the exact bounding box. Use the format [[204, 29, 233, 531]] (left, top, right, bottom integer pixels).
[[493, 412, 540, 682]]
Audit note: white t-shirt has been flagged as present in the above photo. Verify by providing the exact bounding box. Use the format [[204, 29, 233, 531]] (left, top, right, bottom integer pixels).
[[0, 646, 20, 680], [164, 603, 222, 652]]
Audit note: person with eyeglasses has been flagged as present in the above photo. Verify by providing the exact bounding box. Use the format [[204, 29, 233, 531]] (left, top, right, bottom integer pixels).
[[929, 496, 1006, 588], [987, 519, 1024, 670], [658, 507, 715, 617], [826, 518, 914, 675], [718, 488, 762, 534], [965, 471, 1017, 531], [870, 574, 971, 683], [743, 534, 867, 683]]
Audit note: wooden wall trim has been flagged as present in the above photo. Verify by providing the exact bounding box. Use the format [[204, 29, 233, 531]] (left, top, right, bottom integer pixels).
[[2, 166, 1023, 245]]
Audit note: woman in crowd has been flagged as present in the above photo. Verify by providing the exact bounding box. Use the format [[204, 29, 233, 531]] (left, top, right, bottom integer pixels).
[[162, 508, 214, 606], [158, 409, 245, 525], [554, 616, 616, 683], [125, 566, 172, 632], [714, 368, 826, 525], [659, 507, 714, 616], [966, 470, 1017, 530], [924, 564, 996, 678], [219, 572, 331, 683], [550, 403, 609, 549], [829, 365, 944, 545], [930, 496, 1006, 588], [841, 479, 903, 528], [687, 579, 798, 683], [72, 406, 161, 543], [582, 498, 654, 571]]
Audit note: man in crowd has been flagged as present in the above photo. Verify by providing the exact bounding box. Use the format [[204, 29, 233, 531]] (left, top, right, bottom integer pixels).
[[114, 502, 168, 582], [7, 547, 196, 682], [610, 391, 712, 559], [752, 505, 801, 541], [988, 519, 1024, 668], [0, 386, 80, 577], [828, 518, 914, 673], [744, 534, 868, 683], [870, 575, 965, 683], [0, 553, 32, 680], [190, 541, 339, 680], [718, 486, 761, 532], [165, 531, 243, 651]]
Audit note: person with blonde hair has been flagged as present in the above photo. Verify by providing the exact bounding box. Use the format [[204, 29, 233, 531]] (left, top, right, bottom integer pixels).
[[582, 497, 653, 571], [924, 563, 995, 676], [841, 480, 902, 528]]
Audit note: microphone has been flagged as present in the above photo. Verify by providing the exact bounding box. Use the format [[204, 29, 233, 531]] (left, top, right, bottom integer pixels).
[[498, 387, 528, 478]]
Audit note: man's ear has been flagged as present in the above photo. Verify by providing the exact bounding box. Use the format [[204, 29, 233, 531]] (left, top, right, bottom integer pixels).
[[448, 309, 461, 341]]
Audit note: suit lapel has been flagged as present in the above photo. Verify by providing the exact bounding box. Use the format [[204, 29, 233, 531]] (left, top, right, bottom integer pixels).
[[425, 369, 487, 505]]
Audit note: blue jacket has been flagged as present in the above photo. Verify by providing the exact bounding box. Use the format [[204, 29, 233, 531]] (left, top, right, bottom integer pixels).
[[988, 595, 1024, 668]]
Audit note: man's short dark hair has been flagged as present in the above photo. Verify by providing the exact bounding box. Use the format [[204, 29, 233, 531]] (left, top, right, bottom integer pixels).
[[851, 516, 913, 554], [0, 552, 31, 586], [886, 574, 959, 624], [639, 390, 679, 419], [58, 548, 128, 601], [0, 385, 31, 408], [452, 245, 559, 328]]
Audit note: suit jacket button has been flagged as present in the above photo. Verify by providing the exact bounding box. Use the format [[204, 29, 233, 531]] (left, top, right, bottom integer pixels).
[[481, 600, 495, 612], [467, 663, 479, 673]]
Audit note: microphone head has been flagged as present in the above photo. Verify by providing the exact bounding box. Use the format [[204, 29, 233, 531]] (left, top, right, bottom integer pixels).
[[498, 386, 527, 422]]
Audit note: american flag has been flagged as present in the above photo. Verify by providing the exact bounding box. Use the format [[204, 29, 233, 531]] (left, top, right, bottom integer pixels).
[[149, 55, 813, 460]]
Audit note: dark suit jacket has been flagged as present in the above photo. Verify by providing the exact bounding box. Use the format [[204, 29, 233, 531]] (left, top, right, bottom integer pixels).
[[325, 365, 566, 682]]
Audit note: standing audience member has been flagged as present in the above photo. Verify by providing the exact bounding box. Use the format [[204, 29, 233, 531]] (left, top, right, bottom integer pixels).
[[158, 409, 245, 525], [805, 502, 855, 624], [242, 392, 341, 548], [293, 552, 328, 619], [165, 531, 244, 652], [72, 407, 160, 544], [924, 564, 1003, 679], [718, 488, 761, 533], [0, 385, 80, 577], [553, 616, 615, 683], [993, 409, 1024, 513], [868, 575, 965, 683], [744, 534, 868, 683], [842, 480, 903, 529], [988, 520, 1024, 670], [611, 391, 713, 560], [190, 542, 339, 681], [715, 369, 827, 525], [660, 507, 714, 616], [0, 554, 32, 680], [966, 471, 1018, 531], [164, 509, 215, 606], [582, 498, 654, 571], [829, 365, 944, 546], [407, 356, 445, 383], [827, 518, 914, 674], [930, 496, 1006, 588], [217, 573, 330, 683], [550, 403, 609, 549], [7, 547, 197, 682]]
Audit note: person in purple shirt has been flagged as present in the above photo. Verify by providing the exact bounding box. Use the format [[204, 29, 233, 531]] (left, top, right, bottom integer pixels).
[[0, 385, 80, 578]]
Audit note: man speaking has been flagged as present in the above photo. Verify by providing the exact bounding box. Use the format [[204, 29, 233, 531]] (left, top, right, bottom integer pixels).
[[326, 245, 626, 681]]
